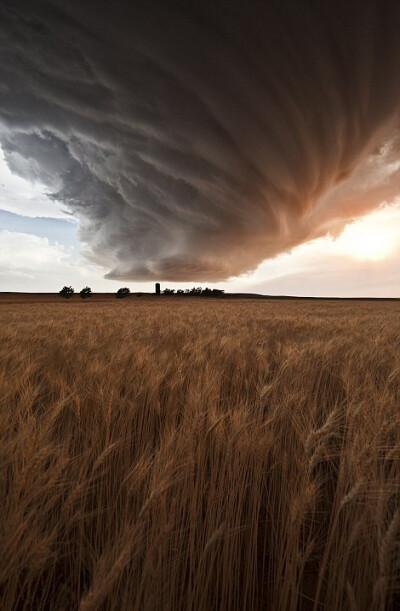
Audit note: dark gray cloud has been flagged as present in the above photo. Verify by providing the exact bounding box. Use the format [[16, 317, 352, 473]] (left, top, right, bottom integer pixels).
[[0, 0, 400, 281]]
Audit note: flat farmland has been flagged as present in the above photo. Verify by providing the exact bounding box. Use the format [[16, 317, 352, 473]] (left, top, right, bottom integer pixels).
[[1, 296, 399, 610]]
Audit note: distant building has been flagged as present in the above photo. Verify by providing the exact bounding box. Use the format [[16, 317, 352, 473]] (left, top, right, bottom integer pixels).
[[155, 282, 160, 295]]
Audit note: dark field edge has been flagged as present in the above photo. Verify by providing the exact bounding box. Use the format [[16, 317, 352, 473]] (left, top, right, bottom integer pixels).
[[1, 292, 399, 301]]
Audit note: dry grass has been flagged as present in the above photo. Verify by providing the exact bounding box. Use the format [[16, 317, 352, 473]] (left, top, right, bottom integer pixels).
[[1, 295, 400, 610]]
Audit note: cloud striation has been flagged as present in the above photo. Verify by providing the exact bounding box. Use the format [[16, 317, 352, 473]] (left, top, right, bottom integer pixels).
[[0, 0, 400, 281]]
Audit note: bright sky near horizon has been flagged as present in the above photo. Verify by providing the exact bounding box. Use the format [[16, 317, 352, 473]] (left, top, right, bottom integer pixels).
[[1, 148, 400, 297]]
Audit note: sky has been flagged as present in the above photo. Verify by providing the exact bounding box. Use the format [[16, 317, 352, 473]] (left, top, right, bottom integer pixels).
[[1, 0, 400, 296]]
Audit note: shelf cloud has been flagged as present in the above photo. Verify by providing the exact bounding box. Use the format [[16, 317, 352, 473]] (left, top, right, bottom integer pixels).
[[1, 0, 400, 281]]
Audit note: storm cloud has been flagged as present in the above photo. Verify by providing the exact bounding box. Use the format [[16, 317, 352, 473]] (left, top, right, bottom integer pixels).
[[1, 0, 400, 281]]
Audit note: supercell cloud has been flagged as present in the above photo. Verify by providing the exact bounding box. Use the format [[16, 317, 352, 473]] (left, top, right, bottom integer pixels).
[[0, 0, 400, 281]]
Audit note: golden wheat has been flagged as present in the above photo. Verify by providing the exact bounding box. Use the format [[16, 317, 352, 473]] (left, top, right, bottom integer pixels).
[[0, 295, 399, 610]]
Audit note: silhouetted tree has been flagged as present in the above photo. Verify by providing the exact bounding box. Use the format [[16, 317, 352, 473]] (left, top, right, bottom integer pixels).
[[163, 288, 175, 295], [80, 286, 92, 299], [116, 287, 130, 298], [59, 286, 74, 299], [190, 287, 202, 295], [176, 289, 185, 295]]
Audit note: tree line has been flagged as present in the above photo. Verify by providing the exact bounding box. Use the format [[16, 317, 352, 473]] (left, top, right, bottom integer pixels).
[[59, 286, 131, 299], [162, 287, 224, 296], [59, 286, 224, 299]]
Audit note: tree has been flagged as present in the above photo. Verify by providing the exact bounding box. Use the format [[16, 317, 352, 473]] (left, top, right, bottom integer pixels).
[[162, 288, 175, 295], [176, 289, 185, 295], [80, 286, 92, 299], [59, 286, 74, 299], [190, 287, 202, 296], [116, 287, 130, 298]]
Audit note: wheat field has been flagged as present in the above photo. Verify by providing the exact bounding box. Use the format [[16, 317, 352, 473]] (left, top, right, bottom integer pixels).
[[0, 295, 399, 610]]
